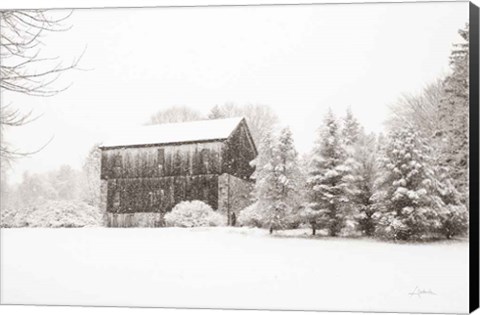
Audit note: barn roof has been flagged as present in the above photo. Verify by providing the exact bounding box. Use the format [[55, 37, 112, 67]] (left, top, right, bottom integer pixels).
[[100, 117, 246, 148]]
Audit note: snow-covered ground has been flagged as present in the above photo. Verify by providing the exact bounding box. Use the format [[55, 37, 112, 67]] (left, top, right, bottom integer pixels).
[[0, 227, 468, 313]]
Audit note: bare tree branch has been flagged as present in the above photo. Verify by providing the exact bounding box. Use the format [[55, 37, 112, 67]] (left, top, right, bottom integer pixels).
[[0, 9, 82, 164]]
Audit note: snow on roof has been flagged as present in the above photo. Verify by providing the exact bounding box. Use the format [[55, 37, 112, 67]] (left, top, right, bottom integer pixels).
[[100, 117, 244, 148]]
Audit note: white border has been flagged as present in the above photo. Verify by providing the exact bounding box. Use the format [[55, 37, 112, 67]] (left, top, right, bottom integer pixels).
[[0, 1, 477, 315], [0, 0, 466, 10]]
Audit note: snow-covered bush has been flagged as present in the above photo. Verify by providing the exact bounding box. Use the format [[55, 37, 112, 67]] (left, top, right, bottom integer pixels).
[[164, 200, 226, 227], [436, 204, 468, 239], [1, 200, 103, 228], [237, 202, 263, 227], [1, 207, 27, 228]]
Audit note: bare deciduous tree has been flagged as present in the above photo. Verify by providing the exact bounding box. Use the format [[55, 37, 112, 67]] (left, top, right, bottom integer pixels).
[[208, 103, 278, 146], [386, 79, 445, 139], [146, 105, 203, 125], [0, 10, 82, 163]]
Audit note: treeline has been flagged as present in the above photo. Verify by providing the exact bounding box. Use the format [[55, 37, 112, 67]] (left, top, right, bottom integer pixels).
[[1, 145, 102, 211], [0, 144, 103, 227], [239, 25, 470, 242]]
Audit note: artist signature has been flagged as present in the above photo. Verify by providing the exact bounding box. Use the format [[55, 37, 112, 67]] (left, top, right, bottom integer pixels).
[[408, 286, 437, 298]]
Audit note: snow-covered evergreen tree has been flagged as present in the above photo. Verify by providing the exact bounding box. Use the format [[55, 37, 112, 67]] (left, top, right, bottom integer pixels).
[[306, 110, 350, 236], [374, 128, 440, 241], [275, 127, 304, 228], [384, 25, 469, 210], [250, 131, 285, 233], [251, 131, 275, 209], [342, 107, 362, 146], [431, 166, 468, 239], [353, 132, 379, 236], [438, 24, 469, 204], [250, 127, 302, 233], [339, 108, 363, 235]]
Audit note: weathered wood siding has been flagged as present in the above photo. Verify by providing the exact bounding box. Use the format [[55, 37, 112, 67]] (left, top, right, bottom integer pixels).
[[105, 212, 165, 227], [221, 122, 256, 179], [101, 142, 223, 180], [100, 119, 257, 220], [106, 175, 219, 214]]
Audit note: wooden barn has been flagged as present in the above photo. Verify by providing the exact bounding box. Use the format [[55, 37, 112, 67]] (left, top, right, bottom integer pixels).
[[99, 117, 257, 227]]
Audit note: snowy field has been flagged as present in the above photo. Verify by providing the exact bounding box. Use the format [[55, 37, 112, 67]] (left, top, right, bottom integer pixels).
[[0, 227, 468, 313]]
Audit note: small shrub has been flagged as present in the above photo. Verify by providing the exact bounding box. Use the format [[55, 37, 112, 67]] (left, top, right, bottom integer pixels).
[[165, 200, 226, 227], [237, 202, 263, 228]]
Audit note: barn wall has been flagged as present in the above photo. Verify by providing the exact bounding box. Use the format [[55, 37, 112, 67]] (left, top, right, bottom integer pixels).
[[105, 212, 165, 227], [101, 142, 223, 180], [106, 175, 219, 215], [100, 122, 257, 227], [99, 179, 108, 220], [221, 122, 256, 180], [218, 173, 254, 222]]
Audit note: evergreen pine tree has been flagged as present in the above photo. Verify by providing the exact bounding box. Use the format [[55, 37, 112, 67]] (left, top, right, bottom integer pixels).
[[431, 165, 469, 239], [306, 110, 349, 236], [342, 107, 362, 146], [251, 127, 302, 233], [374, 128, 440, 241], [275, 127, 303, 228], [354, 132, 379, 236], [340, 108, 363, 235], [251, 131, 276, 228], [438, 24, 469, 203]]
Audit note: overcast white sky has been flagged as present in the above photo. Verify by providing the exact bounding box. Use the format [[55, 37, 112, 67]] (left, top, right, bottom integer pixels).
[[2, 1, 469, 183]]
